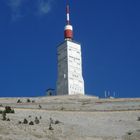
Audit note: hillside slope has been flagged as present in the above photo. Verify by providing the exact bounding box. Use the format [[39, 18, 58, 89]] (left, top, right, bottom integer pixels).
[[0, 95, 140, 140]]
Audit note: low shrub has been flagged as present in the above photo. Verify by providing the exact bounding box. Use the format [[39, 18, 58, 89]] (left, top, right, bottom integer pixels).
[[2, 111, 6, 121], [18, 121, 22, 124], [34, 117, 40, 124], [0, 110, 3, 114], [10, 110, 15, 113], [7, 118, 10, 121], [49, 124, 53, 130], [60, 107, 64, 111], [5, 106, 15, 113], [17, 99, 22, 103], [27, 99, 31, 103], [55, 120, 61, 124], [23, 118, 28, 124], [127, 132, 132, 135], [29, 121, 34, 125], [137, 117, 140, 121], [50, 117, 54, 124], [38, 104, 42, 109], [32, 100, 35, 103]]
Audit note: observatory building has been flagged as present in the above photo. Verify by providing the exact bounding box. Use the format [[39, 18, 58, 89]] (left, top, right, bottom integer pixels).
[[57, 3, 85, 95]]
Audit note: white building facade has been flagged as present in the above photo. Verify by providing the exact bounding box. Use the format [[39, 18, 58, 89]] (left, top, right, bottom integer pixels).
[[57, 40, 85, 95]]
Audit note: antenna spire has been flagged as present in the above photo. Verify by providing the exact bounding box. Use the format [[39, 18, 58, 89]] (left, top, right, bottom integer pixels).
[[64, 1, 73, 40], [66, 4, 70, 25]]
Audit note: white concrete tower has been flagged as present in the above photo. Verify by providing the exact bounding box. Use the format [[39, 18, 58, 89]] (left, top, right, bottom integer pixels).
[[57, 2, 85, 95]]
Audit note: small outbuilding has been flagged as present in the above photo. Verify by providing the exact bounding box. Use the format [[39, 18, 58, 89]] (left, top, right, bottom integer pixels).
[[46, 88, 56, 96]]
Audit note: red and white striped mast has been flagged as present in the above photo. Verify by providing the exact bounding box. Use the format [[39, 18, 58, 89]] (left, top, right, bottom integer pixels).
[[64, 1, 73, 40]]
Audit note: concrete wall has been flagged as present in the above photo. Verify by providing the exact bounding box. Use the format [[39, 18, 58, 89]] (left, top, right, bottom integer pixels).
[[57, 40, 85, 95]]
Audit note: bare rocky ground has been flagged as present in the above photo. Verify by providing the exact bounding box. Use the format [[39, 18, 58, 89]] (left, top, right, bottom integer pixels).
[[0, 95, 140, 140]]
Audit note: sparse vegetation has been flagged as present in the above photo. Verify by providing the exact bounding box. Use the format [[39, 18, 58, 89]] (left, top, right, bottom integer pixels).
[[49, 123, 53, 130], [137, 117, 140, 121], [23, 118, 28, 124], [29, 121, 34, 125], [18, 121, 22, 124], [54, 120, 61, 124], [5, 106, 15, 113], [17, 99, 35, 103], [34, 117, 40, 124], [7, 118, 10, 121], [39, 104, 42, 109], [48, 117, 61, 131], [18, 116, 42, 125], [32, 100, 35, 103], [48, 117, 54, 130], [10, 109, 15, 113], [27, 99, 31, 103], [49, 117, 61, 125], [0, 110, 3, 114], [0, 96, 139, 139], [2, 111, 6, 121], [60, 107, 64, 111], [17, 99, 22, 103], [1, 106, 14, 121], [127, 132, 133, 135], [50, 117, 54, 124]]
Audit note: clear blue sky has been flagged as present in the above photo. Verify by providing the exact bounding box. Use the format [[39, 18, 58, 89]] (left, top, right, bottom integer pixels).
[[0, 0, 140, 98]]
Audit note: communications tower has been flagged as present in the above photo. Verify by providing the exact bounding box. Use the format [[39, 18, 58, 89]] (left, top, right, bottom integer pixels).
[[57, 2, 85, 95]]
